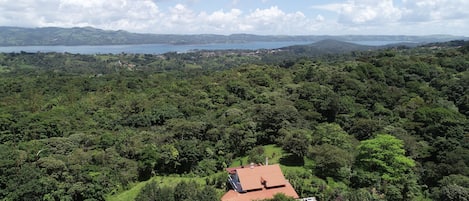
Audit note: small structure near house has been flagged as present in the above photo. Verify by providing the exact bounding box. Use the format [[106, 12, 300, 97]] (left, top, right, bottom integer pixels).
[[299, 197, 317, 201], [221, 163, 299, 201]]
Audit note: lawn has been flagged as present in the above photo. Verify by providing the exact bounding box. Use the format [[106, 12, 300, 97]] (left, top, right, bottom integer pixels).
[[106, 175, 207, 201], [107, 144, 310, 201], [229, 144, 285, 167]]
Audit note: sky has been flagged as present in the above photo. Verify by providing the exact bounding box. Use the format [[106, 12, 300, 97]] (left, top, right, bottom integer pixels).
[[0, 0, 468, 36]]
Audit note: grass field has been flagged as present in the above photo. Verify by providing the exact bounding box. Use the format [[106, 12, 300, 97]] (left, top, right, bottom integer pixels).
[[106, 144, 308, 201], [229, 144, 285, 167], [106, 175, 207, 201]]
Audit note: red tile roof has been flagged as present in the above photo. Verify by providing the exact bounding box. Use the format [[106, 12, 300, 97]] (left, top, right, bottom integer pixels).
[[237, 164, 286, 190], [222, 164, 299, 201], [221, 182, 299, 201], [226, 164, 260, 175]]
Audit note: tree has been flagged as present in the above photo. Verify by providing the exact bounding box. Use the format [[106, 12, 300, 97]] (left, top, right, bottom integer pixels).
[[296, 83, 339, 122], [413, 106, 466, 141], [254, 104, 299, 144], [3, 164, 56, 201], [135, 181, 175, 201], [356, 134, 415, 182], [155, 144, 179, 174], [166, 119, 209, 141], [439, 174, 469, 188], [342, 188, 382, 201], [224, 122, 257, 155], [135, 181, 159, 201], [347, 118, 381, 141], [354, 134, 418, 200], [174, 181, 199, 201], [175, 140, 206, 173], [263, 193, 296, 201], [0, 113, 14, 143], [137, 144, 159, 181], [226, 80, 254, 100], [309, 144, 354, 181], [439, 184, 469, 201], [312, 123, 356, 150], [194, 186, 219, 201], [282, 129, 311, 158], [248, 146, 266, 164]]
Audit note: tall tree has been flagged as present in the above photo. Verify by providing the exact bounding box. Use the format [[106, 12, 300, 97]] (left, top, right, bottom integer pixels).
[[282, 129, 311, 158], [353, 134, 418, 200]]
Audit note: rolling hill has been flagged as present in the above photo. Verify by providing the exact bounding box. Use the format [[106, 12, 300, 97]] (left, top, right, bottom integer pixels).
[[0, 26, 467, 46]]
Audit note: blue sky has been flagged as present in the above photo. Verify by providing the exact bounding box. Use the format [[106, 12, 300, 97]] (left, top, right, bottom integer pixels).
[[0, 0, 468, 36]]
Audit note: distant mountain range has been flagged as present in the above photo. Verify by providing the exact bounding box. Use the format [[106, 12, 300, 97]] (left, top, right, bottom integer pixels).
[[0, 26, 467, 46]]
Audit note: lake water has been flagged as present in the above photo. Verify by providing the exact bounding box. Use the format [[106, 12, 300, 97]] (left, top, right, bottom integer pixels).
[[0, 41, 406, 54]]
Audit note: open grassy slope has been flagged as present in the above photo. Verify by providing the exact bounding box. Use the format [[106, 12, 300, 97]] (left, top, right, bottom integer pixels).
[[108, 144, 311, 201], [106, 175, 208, 201]]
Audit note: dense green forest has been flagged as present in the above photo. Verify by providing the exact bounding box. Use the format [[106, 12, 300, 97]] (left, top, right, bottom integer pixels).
[[0, 41, 468, 201]]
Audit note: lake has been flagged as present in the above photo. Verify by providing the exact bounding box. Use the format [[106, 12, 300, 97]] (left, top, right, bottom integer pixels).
[[0, 41, 407, 54]]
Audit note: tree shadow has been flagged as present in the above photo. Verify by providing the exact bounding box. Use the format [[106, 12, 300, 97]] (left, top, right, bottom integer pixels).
[[279, 154, 304, 166]]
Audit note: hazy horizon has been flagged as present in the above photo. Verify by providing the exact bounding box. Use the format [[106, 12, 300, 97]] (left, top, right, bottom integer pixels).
[[4, 26, 469, 38]]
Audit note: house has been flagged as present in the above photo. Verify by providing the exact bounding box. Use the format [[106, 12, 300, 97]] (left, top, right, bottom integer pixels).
[[221, 164, 299, 201]]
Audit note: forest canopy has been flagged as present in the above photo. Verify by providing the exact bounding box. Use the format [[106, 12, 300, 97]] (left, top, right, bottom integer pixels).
[[0, 41, 468, 201]]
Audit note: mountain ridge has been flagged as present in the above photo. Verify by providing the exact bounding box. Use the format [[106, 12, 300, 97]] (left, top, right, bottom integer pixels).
[[279, 39, 378, 53], [0, 26, 467, 46]]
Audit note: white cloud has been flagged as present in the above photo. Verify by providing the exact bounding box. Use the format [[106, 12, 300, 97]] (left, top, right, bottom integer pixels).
[[247, 6, 285, 25], [0, 0, 162, 32], [198, 9, 243, 32], [401, 0, 469, 22], [322, 0, 469, 24], [154, 5, 322, 34], [0, 0, 329, 34], [311, 0, 469, 35], [205, 9, 242, 24], [332, 0, 402, 25], [315, 15, 325, 22], [244, 6, 317, 34], [0, 0, 468, 35], [168, 4, 195, 25], [315, 0, 402, 25]]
